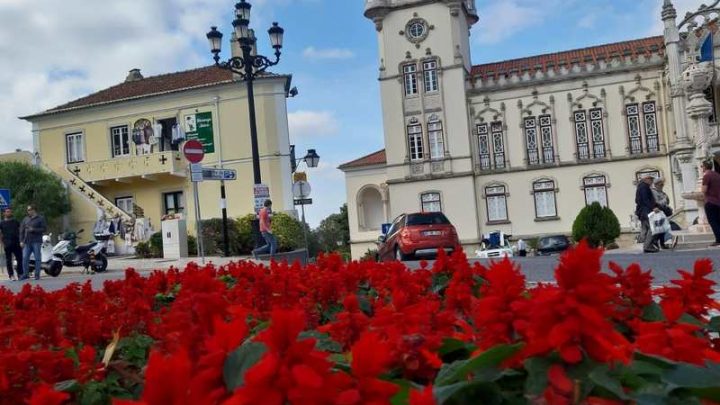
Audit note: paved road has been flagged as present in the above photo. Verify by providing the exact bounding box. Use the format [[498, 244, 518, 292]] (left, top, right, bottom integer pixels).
[[1, 250, 720, 293]]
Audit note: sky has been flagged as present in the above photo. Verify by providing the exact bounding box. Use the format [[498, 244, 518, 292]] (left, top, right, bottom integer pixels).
[[0, 0, 706, 227]]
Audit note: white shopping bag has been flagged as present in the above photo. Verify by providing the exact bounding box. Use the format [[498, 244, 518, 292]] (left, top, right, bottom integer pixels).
[[648, 211, 671, 236]]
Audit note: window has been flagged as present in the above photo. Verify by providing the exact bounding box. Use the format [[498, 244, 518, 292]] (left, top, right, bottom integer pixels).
[[704, 86, 717, 123], [627, 102, 660, 154], [163, 191, 185, 215], [635, 169, 660, 182], [573, 109, 606, 160], [539, 115, 554, 164], [408, 21, 426, 39], [423, 60, 438, 93], [477, 122, 505, 170], [115, 197, 134, 214], [524, 117, 539, 165], [428, 120, 444, 159], [485, 185, 508, 222], [583, 175, 608, 207], [407, 123, 424, 161], [420, 192, 442, 212], [403, 64, 418, 96], [532, 180, 557, 219], [111, 125, 130, 157], [66, 132, 84, 164]]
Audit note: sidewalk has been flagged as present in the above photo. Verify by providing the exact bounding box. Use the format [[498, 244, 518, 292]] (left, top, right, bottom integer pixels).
[[60, 255, 257, 276]]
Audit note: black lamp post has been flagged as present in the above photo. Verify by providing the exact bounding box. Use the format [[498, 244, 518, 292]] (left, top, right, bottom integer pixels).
[[207, 0, 285, 253]]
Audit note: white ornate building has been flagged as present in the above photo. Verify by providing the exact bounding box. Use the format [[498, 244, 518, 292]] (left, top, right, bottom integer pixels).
[[341, 0, 720, 259]]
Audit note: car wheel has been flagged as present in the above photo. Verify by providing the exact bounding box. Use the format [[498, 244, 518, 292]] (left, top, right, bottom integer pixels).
[[395, 246, 408, 262]]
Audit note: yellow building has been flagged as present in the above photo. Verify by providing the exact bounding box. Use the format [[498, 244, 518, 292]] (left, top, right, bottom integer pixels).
[[20, 66, 294, 250]]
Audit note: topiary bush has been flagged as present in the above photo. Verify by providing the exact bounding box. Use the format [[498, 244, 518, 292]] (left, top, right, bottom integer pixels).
[[572, 202, 621, 248]]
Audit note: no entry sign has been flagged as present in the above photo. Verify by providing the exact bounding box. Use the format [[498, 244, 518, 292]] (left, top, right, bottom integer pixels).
[[183, 140, 205, 164]]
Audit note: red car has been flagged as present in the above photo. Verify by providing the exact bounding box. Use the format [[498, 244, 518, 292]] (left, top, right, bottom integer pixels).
[[377, 212, 461, 261]]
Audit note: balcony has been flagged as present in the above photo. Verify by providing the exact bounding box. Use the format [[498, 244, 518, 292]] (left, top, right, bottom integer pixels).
[[69, 151, 187, 184]]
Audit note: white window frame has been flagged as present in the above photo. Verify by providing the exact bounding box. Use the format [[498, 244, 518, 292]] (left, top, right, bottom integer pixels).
[[423, 60, 439, 93], [427, 119, 444, 159], [163, 191, 185, 215], [583, 175, 608, 207], [111, 125, 130, 158], [403, 64, 418, 96], [635, 170, 661, 183], [407, 123, 424, 161], [420, 192, 442, 212], [485, 185, 508, 223], [66, 132, 84, 164], [532, 180, 557, 219], [115, 196, 134, 214], [490, 122, 506, 169]]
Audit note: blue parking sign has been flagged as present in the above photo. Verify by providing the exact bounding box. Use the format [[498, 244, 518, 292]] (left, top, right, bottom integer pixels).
[[0, 189, 10, 210]]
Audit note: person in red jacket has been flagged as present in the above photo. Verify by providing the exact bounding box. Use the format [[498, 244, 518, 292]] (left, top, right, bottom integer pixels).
[[252, 199, 278, 259]]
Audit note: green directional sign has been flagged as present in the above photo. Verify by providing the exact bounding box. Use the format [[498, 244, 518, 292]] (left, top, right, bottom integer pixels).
[[184, 111, 215, 154]]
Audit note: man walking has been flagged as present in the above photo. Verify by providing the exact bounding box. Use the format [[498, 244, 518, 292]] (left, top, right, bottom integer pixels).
[[20, 205, 47, 280], [0, 208, 22, 280], [635, 174, 659, 253], [252, 199, 277, 259], [702, 160, 720, 246]]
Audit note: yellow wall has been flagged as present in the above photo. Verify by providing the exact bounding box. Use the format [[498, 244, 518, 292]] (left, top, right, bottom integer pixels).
[[26, 76, 294, 239]]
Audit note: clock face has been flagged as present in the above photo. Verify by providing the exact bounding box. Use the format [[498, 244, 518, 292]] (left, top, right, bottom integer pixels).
[[408, 21, 426, 39]]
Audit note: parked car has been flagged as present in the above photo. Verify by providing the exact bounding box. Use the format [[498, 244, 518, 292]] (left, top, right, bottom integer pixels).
[[377, 212, 461, 261], [475, 231, 513, 259], [536, 235, 571, 255]]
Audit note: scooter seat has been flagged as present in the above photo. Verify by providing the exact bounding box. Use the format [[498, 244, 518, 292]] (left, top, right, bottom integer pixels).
[[75, 243, 97, 254]]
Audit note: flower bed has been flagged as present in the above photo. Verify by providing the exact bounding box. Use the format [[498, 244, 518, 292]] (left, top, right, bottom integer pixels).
[[1, 242, 720, 405]]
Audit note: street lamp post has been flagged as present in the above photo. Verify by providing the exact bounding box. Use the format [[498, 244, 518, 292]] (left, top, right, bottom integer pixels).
[[293, 149, 320, 262], [207, 0, 285, 249]]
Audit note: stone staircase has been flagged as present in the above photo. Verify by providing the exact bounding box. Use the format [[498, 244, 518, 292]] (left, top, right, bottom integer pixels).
[[673, 231, 716, 251], [59, 167, 133, 223]]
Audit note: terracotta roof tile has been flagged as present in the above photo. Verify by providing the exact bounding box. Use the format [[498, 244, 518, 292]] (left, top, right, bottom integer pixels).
[[339, 149, 386, 170], [471, 36, 664, 80]]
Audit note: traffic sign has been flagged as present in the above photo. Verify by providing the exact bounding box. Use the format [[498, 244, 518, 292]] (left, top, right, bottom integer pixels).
[[293, 171, 307, 183], [183, 140, 205, 164], [0, 189, 10, 210], [254, 184, 270, 213], [202, 168, 237, 181], [190, 163, 204, 182], [294, 198, 313, 205], [292, 181, 311, 199]]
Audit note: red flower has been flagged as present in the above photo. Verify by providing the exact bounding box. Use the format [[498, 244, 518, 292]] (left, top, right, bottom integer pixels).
[[409, 385, 436, 405], [27, 384, 70, 405], [609, 262, 653, 323], [660, 259, 719, 319], [543, 365, 574, 405], [335, 332, 399, 404]]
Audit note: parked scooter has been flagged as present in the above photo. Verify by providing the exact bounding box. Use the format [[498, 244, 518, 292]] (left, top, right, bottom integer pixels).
[[27, 234, 64, 277], [53, 229, 108, 274]]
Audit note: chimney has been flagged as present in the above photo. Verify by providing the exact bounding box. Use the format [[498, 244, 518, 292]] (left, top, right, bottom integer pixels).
[[125, 68, 144, 82]]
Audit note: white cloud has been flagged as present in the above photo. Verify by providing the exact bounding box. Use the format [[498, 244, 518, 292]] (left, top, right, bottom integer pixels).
[[288, 110, 340, 138], [648, 0, 705, 35], [302, 46, 355, 60], [474, 0, 559, 44]]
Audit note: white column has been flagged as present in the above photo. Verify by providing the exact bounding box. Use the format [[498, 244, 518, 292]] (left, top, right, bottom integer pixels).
[[662, 0, 691, 147]]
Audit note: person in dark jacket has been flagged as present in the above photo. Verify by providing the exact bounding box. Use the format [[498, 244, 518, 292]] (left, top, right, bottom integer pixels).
[[20, 205, 47, 280], [0, 208, 22, 280], [635, 174, 660, 253]]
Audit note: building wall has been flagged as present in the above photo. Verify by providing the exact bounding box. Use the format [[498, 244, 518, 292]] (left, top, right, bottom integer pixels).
[[29, 77, 293, 238], [345, 166, 389, 259]]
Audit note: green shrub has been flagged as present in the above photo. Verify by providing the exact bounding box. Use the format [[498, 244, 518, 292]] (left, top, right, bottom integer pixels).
[[360, 248, 378, 262], [237, 212, 305, 254], [188, 235, 198, 256], [572, 203, 621, 248], [237, 214, 258, 254], [199, 218, 241, 256], [149, 232, 163, 258], [134, 241, 152, 258]]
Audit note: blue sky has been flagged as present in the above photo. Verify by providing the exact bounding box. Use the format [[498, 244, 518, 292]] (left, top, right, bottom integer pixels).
[[0, 0, 701, 227]]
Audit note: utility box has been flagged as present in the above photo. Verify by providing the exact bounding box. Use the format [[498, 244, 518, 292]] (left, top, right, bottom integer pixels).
[[161, 219, 188, 259]]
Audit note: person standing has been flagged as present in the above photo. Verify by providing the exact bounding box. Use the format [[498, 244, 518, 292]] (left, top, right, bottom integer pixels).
[[20, 205, 47, 280], [702, 160, 720, 246], [0, 208, 22, 281], [252, 199, 277, 259], [635, 174, 660, 253], [651, 178, 678, 249], [517, 239, 527, 257]]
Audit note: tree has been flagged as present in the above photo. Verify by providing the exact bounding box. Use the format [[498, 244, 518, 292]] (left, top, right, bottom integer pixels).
[[0, 162, 70, 229], [314, 204, 350, 258], [572, 202, 621, 248]]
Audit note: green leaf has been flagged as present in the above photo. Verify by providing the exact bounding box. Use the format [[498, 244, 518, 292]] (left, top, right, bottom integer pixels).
[[633, 352, 678, 369], [628, 360, 665, 377], [662, 363, 720, 389], [678, 313, 705, 328], [641, 302, 665, 322], [390, 380, 419, 405], [709, 316, 720, 333], [438, 338, 472, 356], [223, 341, 267, 392], [632, 393, 668, 405], [54, 380, 80, 393], [524, 357, 552, 395], [690, 387, 720, 402], [298, 331, 343, 353], [435, 344, 522, 386], [589, 365, 629, 400], [434, 381, 471, 404]]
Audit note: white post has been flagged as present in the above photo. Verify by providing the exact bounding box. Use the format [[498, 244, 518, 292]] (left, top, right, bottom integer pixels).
[[193, 181, 206, 263]]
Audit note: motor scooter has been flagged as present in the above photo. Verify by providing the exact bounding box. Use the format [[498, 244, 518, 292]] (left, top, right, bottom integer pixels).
[[53, 229, 108, 274], [27, 233, 64, 277]]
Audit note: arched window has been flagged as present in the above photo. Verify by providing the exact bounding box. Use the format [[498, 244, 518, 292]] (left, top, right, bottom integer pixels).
[[583, 175, 608, 207], [626, 101, 659, 154], [532, 179, 557, 219], [477, 122, 505, 170], [524, 115, 554, 165], [358, 187, 384, 231], [573, 108, 605, 160]]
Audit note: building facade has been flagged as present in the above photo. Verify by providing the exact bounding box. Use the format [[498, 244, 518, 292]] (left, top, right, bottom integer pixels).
[[342, 0, 719, 259], [21, 64, 294, 250]]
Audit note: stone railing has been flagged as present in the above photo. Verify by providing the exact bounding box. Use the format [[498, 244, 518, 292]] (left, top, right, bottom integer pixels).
[[68, 151, 187, 183]]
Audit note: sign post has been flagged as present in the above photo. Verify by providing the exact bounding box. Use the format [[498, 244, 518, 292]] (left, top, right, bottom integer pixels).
[[0, 189, 11, 211], [292, 181, 312, 262], [183, 140, 206, 264]]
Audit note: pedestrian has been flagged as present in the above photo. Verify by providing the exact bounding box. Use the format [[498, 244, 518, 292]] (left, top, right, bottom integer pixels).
[[252, 199, 277, 259], [20, 205, 47, 280], [702, 160, 720, 247], [517, 239, 527, 257], [0, 208, 22, 281], [635, 174, 660, 253], [651, 178, 678, 249]]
